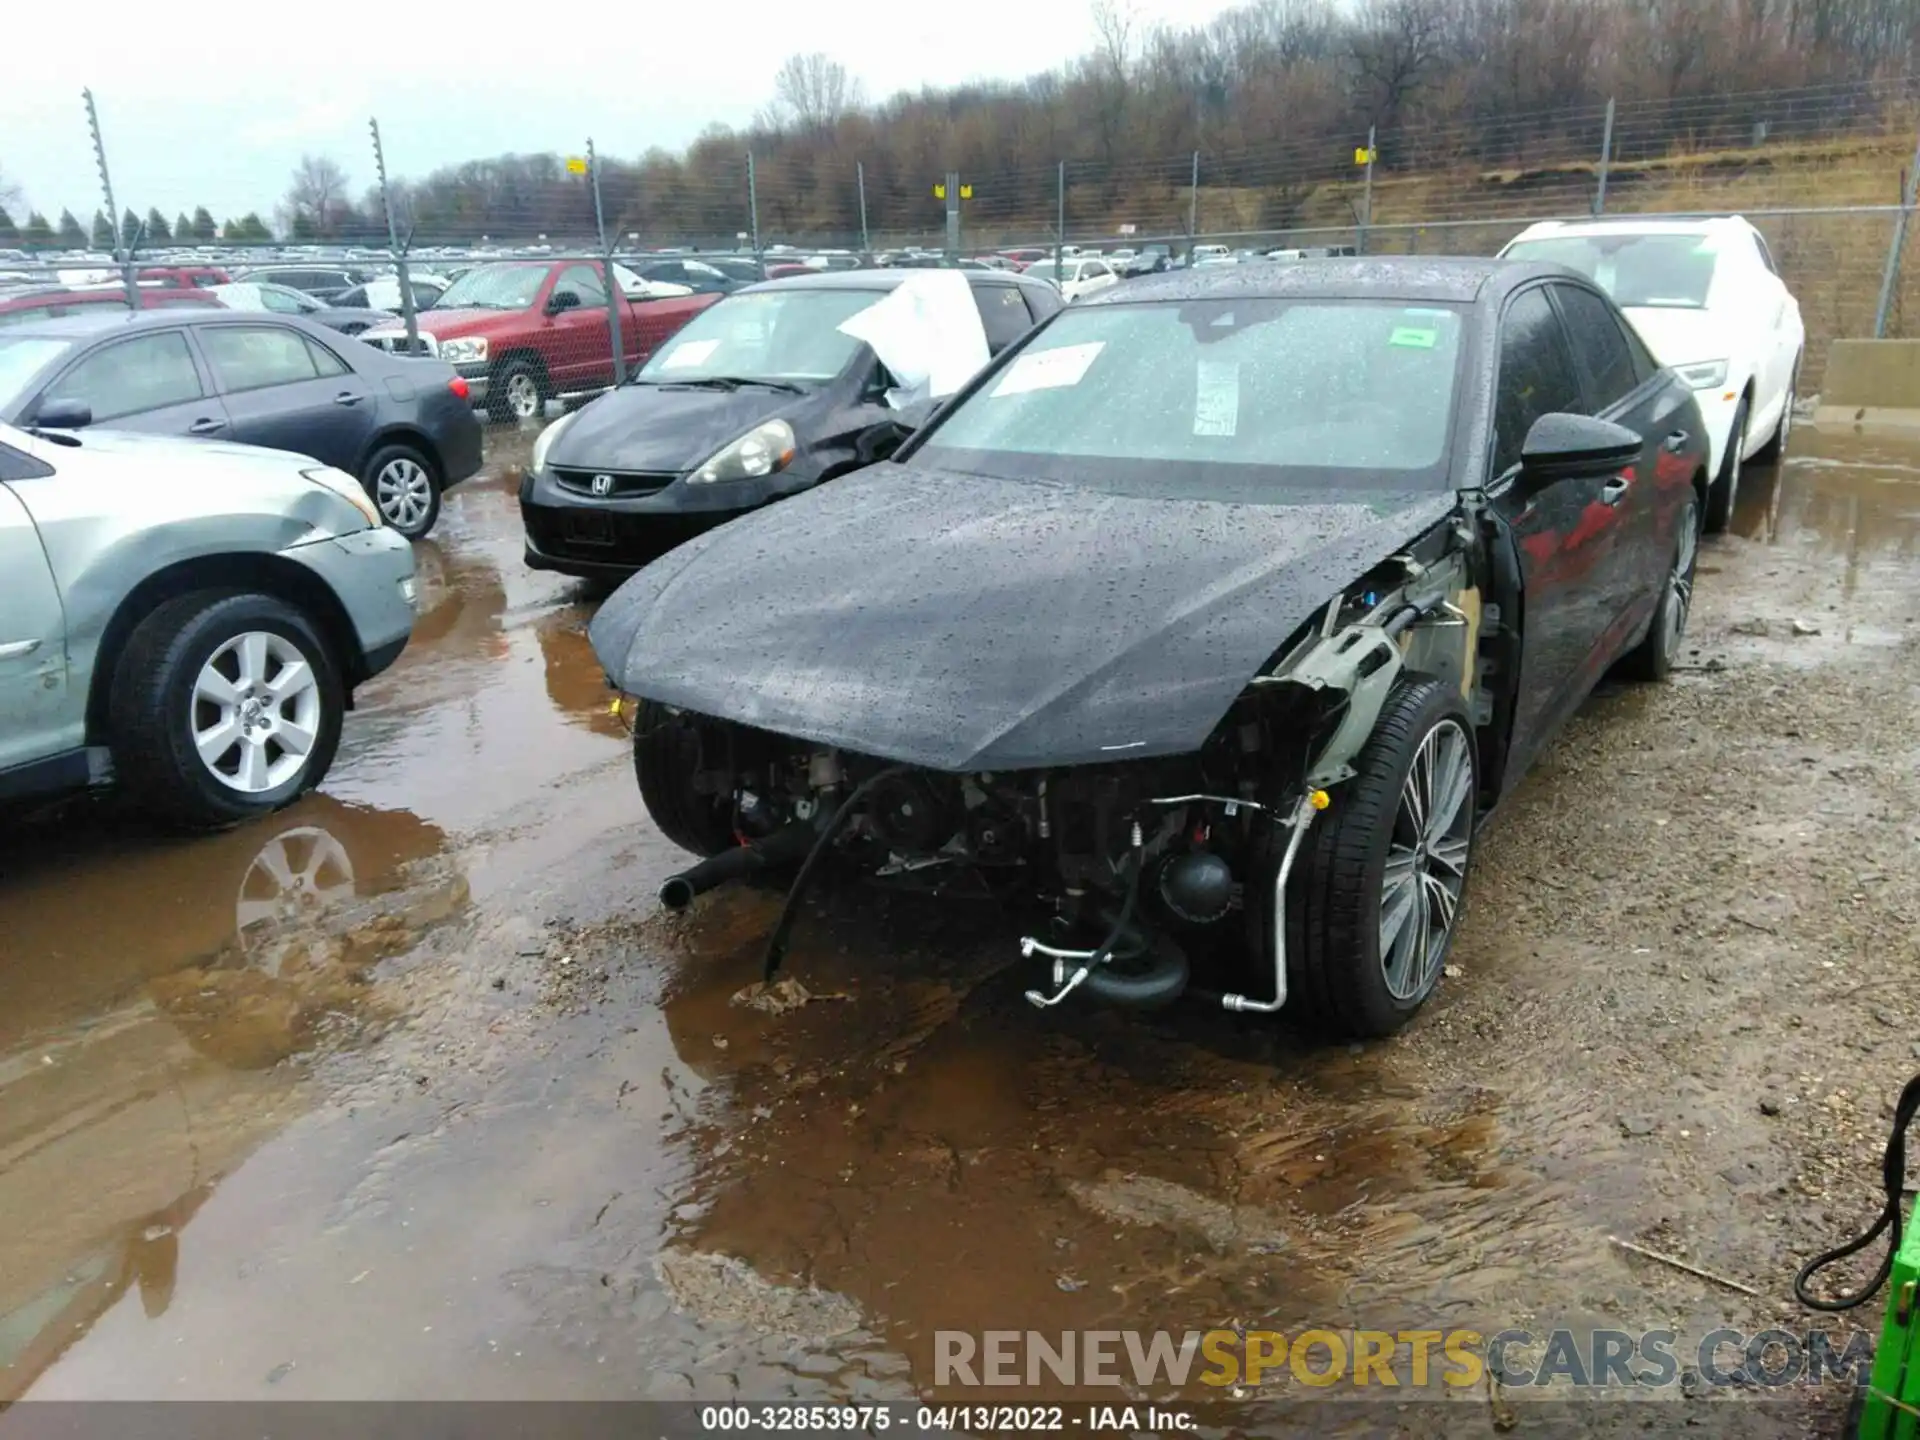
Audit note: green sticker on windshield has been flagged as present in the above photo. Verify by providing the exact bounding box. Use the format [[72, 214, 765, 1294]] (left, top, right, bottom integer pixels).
[[1389, 326, 1438, 349]]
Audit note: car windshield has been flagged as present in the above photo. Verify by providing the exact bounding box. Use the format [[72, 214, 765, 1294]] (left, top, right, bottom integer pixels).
[[434, 263, 550, 310], [0, 337, 74, 408], [915, 297, 1467, 500], [1504, 233, 1719, 309], [1023, 260, 1062, 281], [636, 288, 886, 385]]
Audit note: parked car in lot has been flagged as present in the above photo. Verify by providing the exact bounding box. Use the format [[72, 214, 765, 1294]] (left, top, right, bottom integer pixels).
[[330, 276, 448, 314], [631, 258, 740, 295], [207, 281, 392, 336], [1020, 255, 1121, 301], [0, 310, 482, 537], [521, 267, 1064, 581], [234, 266, 373, 301], [1499, 215, 1804, 532], [357, 260, 714, 424], [0, 419, 416, 826], [137, 265, 232, 288], [0, 286, 223, 328], [588, 258, 1710, 1039]]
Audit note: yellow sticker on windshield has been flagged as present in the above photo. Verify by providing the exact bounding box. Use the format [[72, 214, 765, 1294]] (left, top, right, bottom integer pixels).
[[1389, 327, 1438, 349]]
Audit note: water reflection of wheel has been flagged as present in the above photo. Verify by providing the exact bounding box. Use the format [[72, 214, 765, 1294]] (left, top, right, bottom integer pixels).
[[235, 825, 356, 978]]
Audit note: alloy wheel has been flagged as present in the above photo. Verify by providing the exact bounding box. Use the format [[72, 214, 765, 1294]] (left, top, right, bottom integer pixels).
[[1663, 498, 1699, 657], [1380, 718, 1473, 1000], [190, 631, 322, 794], [506, 373, 541, 420], [375, 457, 433, 530]]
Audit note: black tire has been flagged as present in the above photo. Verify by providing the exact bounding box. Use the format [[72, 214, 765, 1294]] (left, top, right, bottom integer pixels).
[[632, 701, 738, 858], [1621, 489, 1700, 683], [360, 442, 441, 538], [1750, 361, 1799, 463], [108, 591, 344, 831], [1703, 396, 1748, 535], [488, 357, 547, 424], [1251, 678, 1477, 1040]]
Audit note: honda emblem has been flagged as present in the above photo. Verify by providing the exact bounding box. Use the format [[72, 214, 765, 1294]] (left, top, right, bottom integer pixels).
[[590, 474, 614, 497]]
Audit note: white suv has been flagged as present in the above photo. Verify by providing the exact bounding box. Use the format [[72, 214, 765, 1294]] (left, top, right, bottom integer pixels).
[[1500, 216, 1804, 532]]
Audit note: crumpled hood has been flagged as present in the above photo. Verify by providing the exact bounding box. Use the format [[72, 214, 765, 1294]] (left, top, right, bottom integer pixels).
[[589, 464, 1458, 771], [551, 384, 800, 473]]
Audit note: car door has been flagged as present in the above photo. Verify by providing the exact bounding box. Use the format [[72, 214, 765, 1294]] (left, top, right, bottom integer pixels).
[[545, 263, 614, 389], [0, 466, 73, 771], [1548, 280, 1684, 652], [1747, 232, 1802, 427], [32, 328, 231, 438], [195, 322, 377, 468], [1490, 285, 1628, 764]]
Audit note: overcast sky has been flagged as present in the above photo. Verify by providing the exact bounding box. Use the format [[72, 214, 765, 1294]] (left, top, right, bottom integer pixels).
[[1, 0, 1235, 230]]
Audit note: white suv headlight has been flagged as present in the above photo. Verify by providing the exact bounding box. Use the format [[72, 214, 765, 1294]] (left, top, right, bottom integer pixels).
[[439, 336, 486, 364], [1674, 360, 1729, 391], [687, 420, 797, 484], [302, 465, 381, 527]]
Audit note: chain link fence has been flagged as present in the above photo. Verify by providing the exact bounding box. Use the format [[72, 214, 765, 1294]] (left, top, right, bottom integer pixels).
[[8, 78, 1920, 404]]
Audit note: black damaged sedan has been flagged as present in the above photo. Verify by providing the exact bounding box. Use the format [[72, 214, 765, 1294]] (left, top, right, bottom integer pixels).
[[588, 258, 1710, 1039], [520, 268, 1062, 581]]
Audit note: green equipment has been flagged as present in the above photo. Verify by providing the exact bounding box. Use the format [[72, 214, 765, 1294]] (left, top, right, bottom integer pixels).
[[1798, 1074, 1920, 1436]]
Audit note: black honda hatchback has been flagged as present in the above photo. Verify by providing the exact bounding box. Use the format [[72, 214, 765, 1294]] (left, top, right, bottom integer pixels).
[[518, 268, 1063, 581]]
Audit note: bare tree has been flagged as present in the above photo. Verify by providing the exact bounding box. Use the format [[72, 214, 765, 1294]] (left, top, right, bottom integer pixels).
[[1349, 0, 1449, 128], [0, 164, 21, 213], [758, 54, 864, 132], [284, 154, 350, 235]]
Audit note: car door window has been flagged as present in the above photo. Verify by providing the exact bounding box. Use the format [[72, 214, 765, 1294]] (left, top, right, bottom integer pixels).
[[553, 265, 606, 307], [973, 285, 1035, 353], [259, 287, 305, 315], [1753, 233, 1779, 275], [198, 325, 323, 393], [304, 336, 349, 377], [1552, 284, 1640, 413], [1087, 261, 1111, 279], [42, 331, 203, 422], [1493, 287, 1585, 478]]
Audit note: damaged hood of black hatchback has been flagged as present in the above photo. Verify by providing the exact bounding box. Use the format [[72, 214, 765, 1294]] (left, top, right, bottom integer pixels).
[[588, 463, 1458, 772]]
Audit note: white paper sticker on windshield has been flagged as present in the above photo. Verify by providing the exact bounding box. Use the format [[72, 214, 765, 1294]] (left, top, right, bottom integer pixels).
[[661, 339, 720, 370], [1193, 360, 1239, 437], [991, 342, 1104, 397]]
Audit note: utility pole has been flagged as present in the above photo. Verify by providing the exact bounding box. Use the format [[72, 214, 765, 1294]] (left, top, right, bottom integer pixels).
[[84, 90, 138, 308], [746, 152, 762, 265], [1594, 98, 1616, 216], [1875, 118, 1920, 338], [1188, 150, 1200, 259], [1056, 162, 1066, 274], [945, 170, 962, 258], [1359, 125, 1377, 256], [857, 161, 870, 254], [588, 139, 626, 385], [369, 118, 418, 355]]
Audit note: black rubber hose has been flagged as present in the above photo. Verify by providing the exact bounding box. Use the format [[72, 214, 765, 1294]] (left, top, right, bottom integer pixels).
[[1079, 916, 1189, 1010], [658, 821, 816, 911], [1794, 1071, 1920, 1310], [762, 764, 911, 980]]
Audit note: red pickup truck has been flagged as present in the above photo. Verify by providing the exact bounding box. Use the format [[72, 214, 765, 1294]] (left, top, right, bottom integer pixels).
[[358, 259, 716, 422]]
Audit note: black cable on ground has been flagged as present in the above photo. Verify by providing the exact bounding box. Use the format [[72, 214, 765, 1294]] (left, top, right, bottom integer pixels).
[[1795, 1071, 1920, 1311], [762, 764, 911, 980]]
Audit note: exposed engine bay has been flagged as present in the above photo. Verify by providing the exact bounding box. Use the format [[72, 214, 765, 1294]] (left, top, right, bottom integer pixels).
[[647, 529, 1488, 1016]]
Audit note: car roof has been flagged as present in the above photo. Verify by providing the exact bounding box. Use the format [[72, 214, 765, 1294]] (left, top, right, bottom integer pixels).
[[1083, 256, 1562, 307], [1509, 216, 1751, 241], [741, 268, 1050, 296], [0, 308, 300, 340]]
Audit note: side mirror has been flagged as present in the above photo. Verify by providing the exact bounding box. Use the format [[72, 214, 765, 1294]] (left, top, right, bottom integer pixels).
[[1516, 413, 1641, 493], [33, 398, 93, 430], [546, 290, 581, 314]]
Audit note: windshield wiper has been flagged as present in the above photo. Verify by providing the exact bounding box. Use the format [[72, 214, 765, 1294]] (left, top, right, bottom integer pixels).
[[679, 375, 805, 394]]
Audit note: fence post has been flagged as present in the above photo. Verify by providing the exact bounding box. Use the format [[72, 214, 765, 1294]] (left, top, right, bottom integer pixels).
[[746, 152, 761, 266], [369, 118, 418, 358], [1359, 124, 1376, 256], [1874, 121, 1920, 338], [588, 139, 626, 387], [857, 162, 870, 254], [83, 90, 137, 308], [1188, 150, 1200, 258], [1056, 161, 1066, 273], [945, 171, 962, 257], [1594, 98, 1616, 216]]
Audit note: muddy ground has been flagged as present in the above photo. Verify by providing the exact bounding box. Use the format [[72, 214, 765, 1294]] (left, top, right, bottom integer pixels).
[[2, 421, 1917, 1435]]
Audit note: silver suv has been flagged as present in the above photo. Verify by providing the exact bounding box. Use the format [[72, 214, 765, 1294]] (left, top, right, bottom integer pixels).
[[1, 419, 415, 828]]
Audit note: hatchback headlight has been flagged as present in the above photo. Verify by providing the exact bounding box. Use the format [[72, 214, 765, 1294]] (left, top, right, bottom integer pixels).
[[439, 336, 486, 364], [302, 465, 381, 527], [1674, 360, 1729, 391], [687, 420, 797, 484], [531, 411, 577, 474]]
